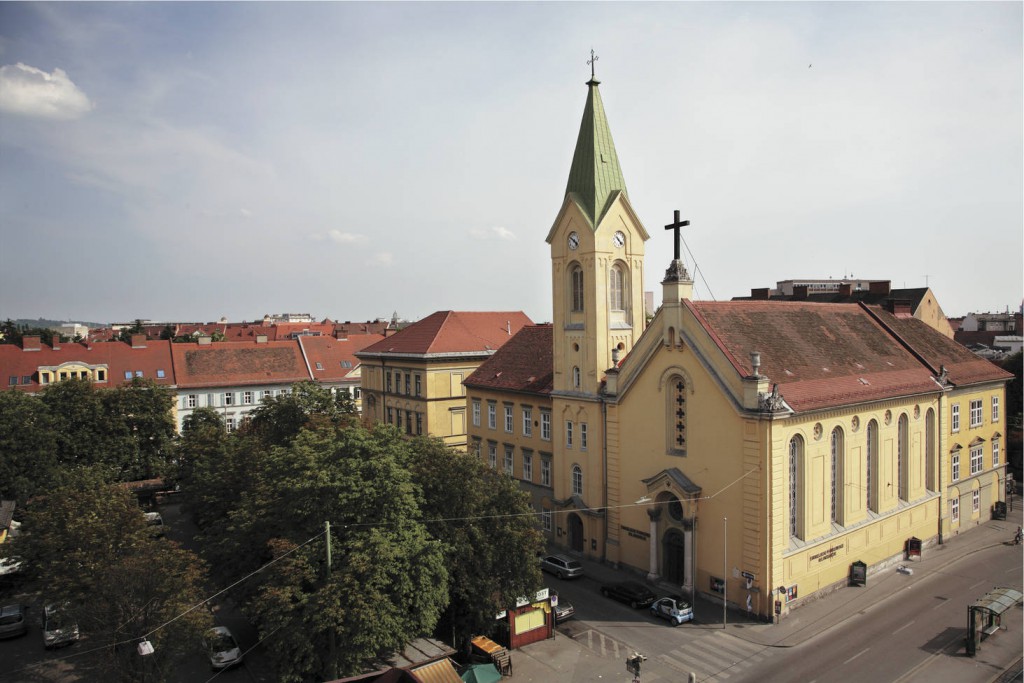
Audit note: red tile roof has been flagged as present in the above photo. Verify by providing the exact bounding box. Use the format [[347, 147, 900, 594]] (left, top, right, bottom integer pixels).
[[0, 338, 176, 392], [685, 301, 943, 412], [357, 311, 532, 357], [169, 340, 311, 389], [223, 324, 278, 341], [298, 334, 385, 382], [464, 325, 553, 395]]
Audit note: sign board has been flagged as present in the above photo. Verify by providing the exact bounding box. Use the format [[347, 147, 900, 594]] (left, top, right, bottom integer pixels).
[[849, 560, 867, 587], [774, 600, 782, 615], [906, 537, 922, 559]]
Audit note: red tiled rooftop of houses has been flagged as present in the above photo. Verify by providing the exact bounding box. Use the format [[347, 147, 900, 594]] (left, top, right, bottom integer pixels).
[[169, 340, 311, 388], [358, 311, 532, 357], [0, 337, 176, 391], [299, 334, 384, 382], [464, 325, 553, 395]]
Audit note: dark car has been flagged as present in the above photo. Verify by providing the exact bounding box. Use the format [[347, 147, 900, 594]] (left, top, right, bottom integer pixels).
[[599, 581, 656, 608], [650, 595, 693, 625], [0, 604, 28, 639], [549, 590, 575, 623]]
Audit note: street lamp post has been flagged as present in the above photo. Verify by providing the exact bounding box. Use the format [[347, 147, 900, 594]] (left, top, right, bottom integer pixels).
[[723, 516, 727, 629]]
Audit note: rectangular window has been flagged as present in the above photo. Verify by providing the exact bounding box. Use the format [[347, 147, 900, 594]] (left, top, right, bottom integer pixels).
[[263, 389, 273, 401], [504, 446, 513, 474], [972, 490, 980, 513], [386, 373, 392, 392], [97, 369, 106, 381], [187, 394, 198, 408], [993, 439, 1000, 466], [225, 417, 235, 432], [396, 409, 403, 428], [60, 371, 68, 381], [8, 376, 16, 386], [406, 411, 413, 435], [951, 404, 960, 433], [135, 370, 143, 378], [951, 451, 960, 481], [992, 396, 1000, 423], [504, 405, 513, 433], [156, 369, 165, 378], [523, 451, 533, 481], [541, 459, 551, 487], [405, 373, 411, 395], [21, 375, 31, 385], [416, 412, 422, 435], [124, 371, 132, 380], [488, 443, 497, 469], [487, 402, 496, 429], [40, 373, 50, 385], [970, 445, 983, 475], [415, 375, 421, 396], [969, 399, 983, 428], [951, 497, 960, 523], [580, 423, 588, 451], [315, 362, 323, 370], [243, 391, 253, 405], [472, 399, 481, 427], [541, 412, 551, 440], [566, 420, 573, 448], [522, 407, 532, 437], [224, 392, 234, 406], [387, 407, 393, 424], [541, 509, 552, 532]]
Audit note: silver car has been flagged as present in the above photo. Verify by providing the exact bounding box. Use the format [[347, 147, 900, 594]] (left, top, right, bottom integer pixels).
[[43, 603, 79, 649], [0, 604, 27, 639], [203, 626, 243, 670], [540, 555, 584, 580]]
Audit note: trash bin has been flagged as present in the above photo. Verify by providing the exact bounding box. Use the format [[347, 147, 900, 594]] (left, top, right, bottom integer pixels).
[[992, 501, 1007, 520]]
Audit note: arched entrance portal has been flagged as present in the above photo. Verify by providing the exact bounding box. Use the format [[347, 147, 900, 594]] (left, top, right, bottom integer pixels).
[[568, 513, 584, 553], [663, 528, 686, 585]]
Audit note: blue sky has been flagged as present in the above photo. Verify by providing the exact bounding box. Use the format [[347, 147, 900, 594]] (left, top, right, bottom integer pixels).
[[1, 2, 1020, 325]]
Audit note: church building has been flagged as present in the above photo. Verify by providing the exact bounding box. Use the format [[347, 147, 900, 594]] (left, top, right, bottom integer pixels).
[[464, 70, 1011, 620]]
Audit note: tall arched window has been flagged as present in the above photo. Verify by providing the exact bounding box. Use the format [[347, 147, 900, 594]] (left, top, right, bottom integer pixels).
[[572, 465, 583, 496], [898, 414, 909, 501], [667, 376, 686, 453], [610, 264, 625, 311], [926, 408, 936, 491], [570, 265, 584, 312], [866, 419, 878, 512], [572, 366, 581, 389], [831, 427, 844, 524], [789, 435, 803, 539]]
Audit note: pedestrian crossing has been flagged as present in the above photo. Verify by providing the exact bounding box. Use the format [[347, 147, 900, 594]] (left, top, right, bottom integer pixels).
[[569, 627, 771, 682]]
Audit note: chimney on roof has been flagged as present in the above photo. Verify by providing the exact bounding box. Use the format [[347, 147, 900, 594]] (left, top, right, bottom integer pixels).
[[256, 335, 268, 344], [130, 334, 147, 349], [52, 335, 61, 351], [869, 280, 891, 295], [793, 285, 809, 300], [751, 288, 770, 300], [506, 321, 511, 335], [887, 299, 913, 317], [22, 335, 41, 351], [838, 283, 853, 297]]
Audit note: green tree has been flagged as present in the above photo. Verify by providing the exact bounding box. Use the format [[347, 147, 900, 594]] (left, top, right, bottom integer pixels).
[[0, 391, 59, 501], [101, 379, 177, 480], [404, 437, 544, 651], [0, 319, 58, 345], [197, 424, 448, 680], [116, 319, 146, 343], [40, 379, 116, 472], [9, 470, 211, 682], [245, 381, 357, 446], [159, 324, 176, 340]]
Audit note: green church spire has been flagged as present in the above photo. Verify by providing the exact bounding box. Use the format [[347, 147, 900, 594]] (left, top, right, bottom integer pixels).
[[564, 73, 627, 230]]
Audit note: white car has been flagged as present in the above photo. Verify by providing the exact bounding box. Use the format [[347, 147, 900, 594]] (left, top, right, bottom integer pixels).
[[43, 603, 79, 649], [650, 595, 693, 626], [203, 626, 243, 670]]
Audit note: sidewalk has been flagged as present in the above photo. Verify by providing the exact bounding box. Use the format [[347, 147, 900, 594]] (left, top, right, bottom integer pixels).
[[510, 495, 1023, 680]]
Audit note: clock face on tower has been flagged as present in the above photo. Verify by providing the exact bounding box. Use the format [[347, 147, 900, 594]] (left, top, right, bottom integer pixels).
[[568, 232, 580, 250], [612, 231, 625, 248]]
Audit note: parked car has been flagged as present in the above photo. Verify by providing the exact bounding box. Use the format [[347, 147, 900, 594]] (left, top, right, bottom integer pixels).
[[549, 590, 575, 623], [143, 511, 165, 536], [42, 603, 79, 649], [540, 555, 584, 580], [599, 581, 656, 608], [0, 604, 28, 639], [650, 595, 693, 625], [203, 626, 243, 670]]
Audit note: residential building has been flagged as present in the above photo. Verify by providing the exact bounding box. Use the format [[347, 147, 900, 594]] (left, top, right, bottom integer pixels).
[[356, 311, 532, 450], [297, 333, 385, 409]]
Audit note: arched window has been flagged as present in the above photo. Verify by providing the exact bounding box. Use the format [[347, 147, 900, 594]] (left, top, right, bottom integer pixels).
[[789, 435, 802, 539], [572, 465, 583, 496], [866, 419, 878, 512], [898, 414, 909, 501], [831, 427, 844, 524], [610, 264, 625, 311], [926, 408, 936, 491], [572, 366, 581, 389], [668, 376, 686, 453], [570, 265, 584, 312]]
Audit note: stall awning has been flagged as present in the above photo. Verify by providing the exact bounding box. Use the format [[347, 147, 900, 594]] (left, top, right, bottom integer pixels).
[[970, 587, 1023, 616], [410, 658, 462, 683]]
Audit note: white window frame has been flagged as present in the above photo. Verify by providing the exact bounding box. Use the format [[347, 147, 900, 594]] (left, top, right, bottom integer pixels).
[[566, 420, 573, 448], [951, 404, 960, 433], [541, 459, 551, 487], [992, 396, 1000, 423], [243, 391, 253, 405], [523, 451, 533, 481], [487, 402, 496, 430], [472, 399, 481, 427], [970, 444, 983, 476], [951, 497, 960, 523], [503, 445, 513, 474], [541, 412, 551, 441], [522, 407, 532, 437], [993, 438, 1000, 467], [580, 423, 588, 451], [225, 417, 236, 432], [186, 394, 197, 409], [224, 392, 234, 406], [969, 399, 983, 428], [572, 465, 583, 496], [488, 443, 497, 469], [972, 489, 980, 513], [541, 509, 552, 532], [504, 405, 513, 433], [951, 450, 960, 481]]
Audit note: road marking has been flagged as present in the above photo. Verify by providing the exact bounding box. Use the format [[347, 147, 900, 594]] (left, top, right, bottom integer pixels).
[[842, 648, 870, 665], [892, 620, 915, 635], [968, 580, 984, 590]]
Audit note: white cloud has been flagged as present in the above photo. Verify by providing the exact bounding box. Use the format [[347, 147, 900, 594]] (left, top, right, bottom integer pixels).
[[371, 252, 394, 265], [0, 62, 93, 120], [327, 230, 367, 244], [470, 226, 517, 241]]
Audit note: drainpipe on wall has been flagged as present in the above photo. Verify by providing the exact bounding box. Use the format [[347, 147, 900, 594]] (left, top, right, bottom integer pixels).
[[601, 395, 608, 565]]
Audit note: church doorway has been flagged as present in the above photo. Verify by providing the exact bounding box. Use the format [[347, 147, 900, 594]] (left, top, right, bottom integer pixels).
[[662, 528, 685, 585], [567, 513, 584, 553]]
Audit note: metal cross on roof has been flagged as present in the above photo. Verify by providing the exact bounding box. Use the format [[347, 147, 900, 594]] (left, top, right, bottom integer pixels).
[[664, 209, 690, 262], [588, 49, 599, 80]]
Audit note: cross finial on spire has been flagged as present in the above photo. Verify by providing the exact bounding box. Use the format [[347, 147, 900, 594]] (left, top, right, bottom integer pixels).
[[588, 49, 599, 81], [665, 209, 690, 262]]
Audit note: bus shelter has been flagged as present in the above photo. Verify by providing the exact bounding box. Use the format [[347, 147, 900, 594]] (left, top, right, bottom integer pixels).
[[966, 587, 1022, 657]]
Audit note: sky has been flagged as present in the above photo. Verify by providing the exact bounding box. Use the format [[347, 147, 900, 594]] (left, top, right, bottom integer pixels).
[[0, 2, 1020, 325]]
